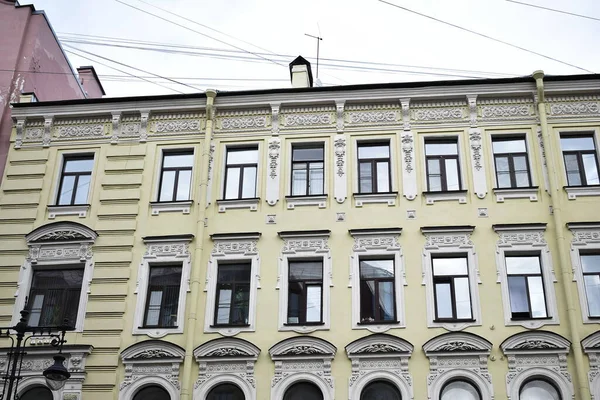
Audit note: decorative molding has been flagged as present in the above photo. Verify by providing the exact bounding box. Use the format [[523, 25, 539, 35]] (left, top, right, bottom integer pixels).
[[480, 104, 533, 119], [285, 195, 327, 209], [47, 204, 90, 219], [424, 332, 492, 354], [111, 112, 121, 144], [493, 187, 539, 202], [14, 117, 26, 148], [565, 186, 600, 200], [582, 331, 600, 399], [43, 115, 53, 147], [423, 190, 468, 205], [400, 98, 411, 131], [548, 101, 600, 116], [412, 106, 466, 123], [221, 116, 267, 130], [568, 223, 600, 324], [150, 201, 192, 215], [266, 137, 281, 206], [354, 192, 397, 207], [348, 110, 396, 125], [57, 124, 106, 138], [335, 100, 345, 132], [149, 113, 202, 135], [217, 198, 259, 213], [467, 94, 478, 127], [283, 113, 332, 127], [401, 131, 417, 201], [139, 110, 150, 142], [271, 103, 281, 134], [469, 128, 487, 199], [334, 135, 347, 203]]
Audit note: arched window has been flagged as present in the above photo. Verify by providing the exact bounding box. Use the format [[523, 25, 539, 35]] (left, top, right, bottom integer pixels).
[[441, 380, 481, 400], [283, 382, 323, 400], [361, 381, 401, 400], [519, 380, 561, 400], [207, 383, 245, 400], [133, 385, 171, 400], [20, 386, 53, 400]]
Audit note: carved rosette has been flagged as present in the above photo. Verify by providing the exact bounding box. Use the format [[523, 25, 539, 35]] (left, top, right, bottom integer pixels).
[[221, 116, 267, 130], [149, 113, 203, 135], [57, 124, 106, 138], [548, 101, 600, 116], [282, 111, 333, 129], [480, 104, 532, 119], [347, 110, 396, 125], [412, 106, 466, 123]]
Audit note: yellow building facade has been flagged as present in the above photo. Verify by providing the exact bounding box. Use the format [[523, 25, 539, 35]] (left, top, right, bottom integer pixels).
[[1, 62, 600, 400]]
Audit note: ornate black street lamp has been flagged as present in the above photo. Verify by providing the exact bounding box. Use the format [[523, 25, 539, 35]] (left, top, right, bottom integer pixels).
[[0, 309, 74, 399]]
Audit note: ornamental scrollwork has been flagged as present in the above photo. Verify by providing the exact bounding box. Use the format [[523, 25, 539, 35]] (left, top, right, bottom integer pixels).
[[433, 341, 480, 352], [57, 124, 105, 138], [550, 102, 600, 115], [280, 345, 325, 355], [37, 230, 89, 242], [212, 240, 258, 256], [513, 340, 558, 350], [401, 134, 414, 173], [348, 111, 396, 124], [413, 108, 463, 121], [481, 105, 531, 118], [152, 120, 200, 133], [352, 343, 403, 354], [284, 113, 331, 126], [268, 139, 281, 179], [334, 137, 346, 177], [497, 231, 546, 247], [469, 130, 483, 171], [222, 116, 267, 130], [204, 348, 252, 357], [130, 349, 175, 359]]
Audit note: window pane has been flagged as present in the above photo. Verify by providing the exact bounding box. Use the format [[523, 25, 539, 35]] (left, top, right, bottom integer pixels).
[[163, 153, 193, 168], [378, 281, 395, 321], [427, 159, 441, 191], [159, 170, 176, 201], [358, 144, 389, 159], [359, 162, 373, 193], [145, 290, 162, 326], [208, 384, 245, 400], [361, 381, 401, 400], [292, 168, 307, 196], [216, 288, 232, 324], [583, 153, 599, 185], [582, 255, 600, 273], [293, 147, 324, 162], [376, 162, 390, 192], [561, 136, 595, 151], [149, 266, 182, 284], [441, 381, 480, 400], [435, 283, 453, 319], [515, 172, 530, 188], [520, 380, 561, 400], [528, 276, 547, 318], [425, 141, 457, 156], [74, 175, 90, 204], [218, 264, 251, 282], [508, 276, 529, 314], [287, 282, 301, 324], [64, 158, 94, 173], [445, 158, 460, 190], [564, 154, 580, 173], [28, 294, 44, 327], [433, 258, 468, 276], [360, 280, 376, 322], [513, 155, 528, 171], [225, 167, 240, 199], [454, 277, 472, 319], [360, 260, 394, 278], [309, 164, 324, 195], [176, 170, 192, 201], [584, 275, 600, 317], [492, 138, 526, 153], [495, 156, 510, 172], [567, 172, 582, 186], [29, 269, 83, 326], [231, 284, 250, 324], [306, 285, 322, 322], [506, 256, 541, 275], [58, 175, 75, 205], [241, 166, 257, 198], [289, 261, 323, 280], [497, 172, 512, 188], [227, 148, 258, 164], [428, 175, 442, 192]]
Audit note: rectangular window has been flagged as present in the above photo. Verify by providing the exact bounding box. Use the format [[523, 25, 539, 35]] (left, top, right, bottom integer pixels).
[[492, 136, 531, 188], [357, 142, 391, 193], [224, 147, 258, 199], [506, 256, 548, 319], [214, 263, 251, 326], [158, 150, 193, 202], [291, 145, 324, 196], [425, 139, 461, 192], [432, 257, 472, 321], [359, 259, 396, 323], [287, 260, 323, 325], [560, 135, 600, 186], [57, 155, 94, 205], [143, 265, 182, 328], [27, 267, 84, 327], [582, 254, 600, 317]]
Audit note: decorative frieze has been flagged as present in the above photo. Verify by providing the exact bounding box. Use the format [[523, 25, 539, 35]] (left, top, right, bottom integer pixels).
[[335, 100, 345, 132], [149, 113, 202, 135], [348, 110, 396, 124], [222, 116, 267, 130], [284, 113, 332, 126], [549, 101, 600, 116], [266, 137, 281, 206], [211, 238, 258, 257]]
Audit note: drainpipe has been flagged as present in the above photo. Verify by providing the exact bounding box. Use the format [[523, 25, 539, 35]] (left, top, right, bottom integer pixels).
[[180, 89, 217, 399], [534, 71, 590, 400]]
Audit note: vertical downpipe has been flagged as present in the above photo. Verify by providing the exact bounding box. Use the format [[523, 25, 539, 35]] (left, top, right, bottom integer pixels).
[[180, 89, 217, 399], [534, 71, 590, 399]]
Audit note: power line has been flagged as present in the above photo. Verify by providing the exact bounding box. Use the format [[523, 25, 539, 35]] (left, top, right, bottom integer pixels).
[[377, 0, 594, 73], [505, 0, 600, 22]]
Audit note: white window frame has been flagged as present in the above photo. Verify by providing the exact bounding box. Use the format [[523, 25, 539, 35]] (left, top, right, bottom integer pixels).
[[133, 235, 193, 338], [348, 228, 405, 332], [423, 332, 493, 400], [568, 222, 600, 323], [582, 331, 600, 399], [13, 222, 98, 332], [217, 142, 261, 212], [204, 233, 261, 336], [150, 146, 197, 216], [269, 336, 336, 400], [493, 223, 559, 329], [285, 138, 329, 209], [488, 129, 540, 202], [276, 230, 331, 333], [352, 136, 398, 207], [501, 331, 573, 399], [421, 226, 482, 331], [345, 334, 414, 400], [420, 132, 468, 204], [193, 337, 260, 400], [557, 126, 600, 199]]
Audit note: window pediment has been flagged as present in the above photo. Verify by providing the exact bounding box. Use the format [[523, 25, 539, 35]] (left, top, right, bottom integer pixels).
[[270, 337, 336, 359], [121, 340, 185, 362], [346, 334, 413, 356], [423, 332, 492, 355], [26, 222, 98, 244], [194, 337, 260, 359], [582, 331, 600, 351], [501, 331, 570, 354]]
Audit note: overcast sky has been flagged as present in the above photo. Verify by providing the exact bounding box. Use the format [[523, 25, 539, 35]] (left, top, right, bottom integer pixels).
[[20, 0, 600, 97]]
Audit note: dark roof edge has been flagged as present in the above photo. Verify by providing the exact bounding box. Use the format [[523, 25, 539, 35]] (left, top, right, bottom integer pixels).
[[77, 65, 106, 96]]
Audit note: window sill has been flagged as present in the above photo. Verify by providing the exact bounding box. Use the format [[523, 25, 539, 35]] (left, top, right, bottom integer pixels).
[[47, 204, 90, 219], [205, 323, 254, 336], [358, 320, 399, 325], [564, 185, 600, 200], [216, 197, 260, 213], [210, 323, 250, 328], [505, 316, 558, 329], [423, 190, 467, 205], [354, 319, 404, 333], [285, 194, 327, 209], [133, 325, 183, 338], [149, 200, 192, 215], [284, 322, 325, 326], [428, 319, 480, 331], [353, 192, 398, 207], [280, 321, 328, 333], [493, 187, 539, 202]]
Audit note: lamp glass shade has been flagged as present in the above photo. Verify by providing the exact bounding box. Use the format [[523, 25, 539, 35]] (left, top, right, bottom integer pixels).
[[43, 355, 70, 391]]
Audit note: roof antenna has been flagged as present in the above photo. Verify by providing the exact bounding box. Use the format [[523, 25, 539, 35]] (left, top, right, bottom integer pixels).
[[305, 32, 323, 85]]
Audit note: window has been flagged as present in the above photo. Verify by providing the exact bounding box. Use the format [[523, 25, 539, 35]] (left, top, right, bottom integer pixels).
[[519, 380, 561, 400], [287, 260, 323, 325], [224, 147, 258, 199], [432, 257, 472, 321], [57, 155, 94, 205], [441, 381, 480, 400], [133, 385, 171, 400], [207, 384, 245, 400], [361, 381, 401, 400], [291, 145, 324, 196], [357, 142, 391, 193], [283, 382, 324, 400], [143, 265, 182, 328], [214, 263, 251, 326], [561, 135, 600, 186], [26, 267, 84, 327], [581, 254, 600, 317], [359, 259, 396, 323], [505, 256, 547, 320], [158, 151, 193, 202], [20, 386, 53, 400], [492, 136, 531, 188], [425, 140, 461, 192]]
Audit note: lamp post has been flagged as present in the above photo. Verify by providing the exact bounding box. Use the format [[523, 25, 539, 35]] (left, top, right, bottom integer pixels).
[[0, 309, 74, 400]]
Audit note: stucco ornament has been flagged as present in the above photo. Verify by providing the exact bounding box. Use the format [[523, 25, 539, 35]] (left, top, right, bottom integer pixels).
[[285, 113, 331, 126], [222, 116, 267, 130], [334, 135, 347, 203]]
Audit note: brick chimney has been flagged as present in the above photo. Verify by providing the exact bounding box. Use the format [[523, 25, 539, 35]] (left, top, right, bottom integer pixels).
[[289, 56, 313, 88]]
